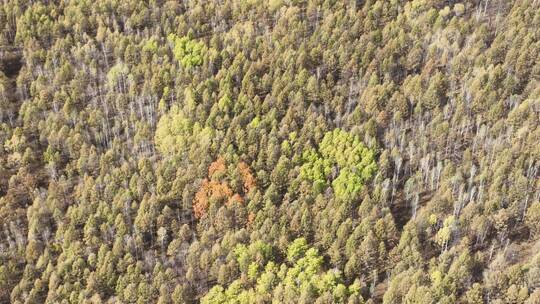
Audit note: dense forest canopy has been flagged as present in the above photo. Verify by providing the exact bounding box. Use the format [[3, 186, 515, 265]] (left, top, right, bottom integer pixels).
[[0, 0, 539, 303]]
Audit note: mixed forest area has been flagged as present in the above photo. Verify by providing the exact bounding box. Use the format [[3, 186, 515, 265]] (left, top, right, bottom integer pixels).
[[0, 0, 539, 303]]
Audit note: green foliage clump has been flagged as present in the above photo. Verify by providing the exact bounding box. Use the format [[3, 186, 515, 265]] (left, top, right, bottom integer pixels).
[[168, 34, 206, 68], [154, 105, 213, 156], [300, 129, 377, 201], [287, 237, 309, 263], [142, 38, 159, 54], [234, 240, 273, 273], [201, 238, 363, 304], [15, 3, 54, 43]]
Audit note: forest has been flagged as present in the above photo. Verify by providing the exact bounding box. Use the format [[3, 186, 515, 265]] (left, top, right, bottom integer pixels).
[[0, 0, 539, 303]]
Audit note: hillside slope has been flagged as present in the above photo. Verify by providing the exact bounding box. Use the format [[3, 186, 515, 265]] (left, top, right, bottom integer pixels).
[[0, 0, 539, 303]]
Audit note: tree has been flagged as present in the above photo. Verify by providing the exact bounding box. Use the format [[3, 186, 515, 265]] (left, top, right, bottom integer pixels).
[[168, 34, 206, 68], [436, 216, 456, 252], [525, 201, 540, 238], [300, 129, 377, 202], [287, 238, 309, 263]]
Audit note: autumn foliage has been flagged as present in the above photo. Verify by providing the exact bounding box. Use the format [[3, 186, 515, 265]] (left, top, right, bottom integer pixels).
[[208, 156, 226, 178], [193, 158, 255, 219], [238, 161, 256, 193]]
